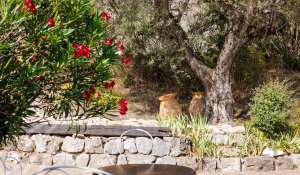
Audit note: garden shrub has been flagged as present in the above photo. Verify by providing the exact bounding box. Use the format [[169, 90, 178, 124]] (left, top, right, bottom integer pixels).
[[0, 0, 130, 145], [249, 80, 294, 138]]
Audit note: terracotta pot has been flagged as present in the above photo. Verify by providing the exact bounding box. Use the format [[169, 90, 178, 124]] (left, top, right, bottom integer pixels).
[[158, 93, 182, 118], [189, 91, 205, 116]]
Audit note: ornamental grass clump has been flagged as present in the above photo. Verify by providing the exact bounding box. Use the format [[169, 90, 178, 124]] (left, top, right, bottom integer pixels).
[[158, 114, 218, 157], [249, 80, 294, 139], [0, 0, 130, 145]]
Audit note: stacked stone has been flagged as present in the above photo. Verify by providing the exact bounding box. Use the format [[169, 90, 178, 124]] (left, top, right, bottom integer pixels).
[[2, 133, 300, 173], [0, 135, 198, 170], [208, 124, 245, 157]]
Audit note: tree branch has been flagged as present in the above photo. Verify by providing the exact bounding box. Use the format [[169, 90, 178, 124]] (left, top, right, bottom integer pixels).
[[216, 20, 249, 73], [155, 0, 212, 84]]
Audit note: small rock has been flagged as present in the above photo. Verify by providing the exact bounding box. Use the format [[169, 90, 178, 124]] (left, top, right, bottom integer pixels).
[[163, 137, 174, 142], [243, 157, 275, 171], [53, 152, 76, 166], [219, 158, 241, 172], [209, 127, 224, 134], [117, 154, 127, 165], [6, 151, 21, 163], [47, 136, 63, 154], [136, 137, 152, 154], [89, 154, 116, 168], [61, 136, 85, 153], [29, 153, 52, 165], [176, 157, 198, 170], [104, 138, 124, 155], [221, 147, 241, 157], [0, 150, 7, 158], [276, 157, 295, 170], [222, 126, 245, 133], [165, 138, 189, 157], [31, 134, 51, 153], [211, 134, 229, 145], [124, 138, 137, 153], [17, 135, 35, 152], [262, 147, 285, 157], [85, 137, 103, 154], [152, 138, 170, 157], [156, 156, 176, 165], [76, 154, 90, 166], [126, 154, 156, 164], [202, 158, 217, 172], [291, 154, 300, 169], [2, 151, 22, 170]]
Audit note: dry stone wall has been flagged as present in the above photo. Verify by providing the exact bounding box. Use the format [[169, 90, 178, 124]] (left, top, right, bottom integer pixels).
[[1, 134, 196, 170], [2, 124, 300, 173]]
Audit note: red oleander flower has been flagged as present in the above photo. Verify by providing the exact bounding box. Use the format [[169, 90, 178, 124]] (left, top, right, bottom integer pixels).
[[121, 56, 131, 65], [116, 40, 125, 55], [24, 0, 36, 13], [83, 90, 92, 100], [48, 16, 55, 27], [83, 46, 91, 58], [104, 80, 115, 89], [100, 11, 112, 22], [83, 85, 97, 100], [73, 43, 91, 58], [119, 98, 128, 117], [29, 5, 36, 13], [74, 45, 83, 57], [104, 39, 113, 46]]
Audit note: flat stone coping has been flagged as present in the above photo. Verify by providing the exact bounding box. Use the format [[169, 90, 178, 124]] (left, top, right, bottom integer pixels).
[[25, 117, 160, 127]]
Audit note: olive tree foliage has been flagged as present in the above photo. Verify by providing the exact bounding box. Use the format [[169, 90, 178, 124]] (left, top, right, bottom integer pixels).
[[98, 0, 202, 94], [103, 0, 300, 123]]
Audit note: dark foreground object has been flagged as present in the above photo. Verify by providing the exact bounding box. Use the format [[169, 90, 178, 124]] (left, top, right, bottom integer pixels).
[[101, 164, 196, 175]]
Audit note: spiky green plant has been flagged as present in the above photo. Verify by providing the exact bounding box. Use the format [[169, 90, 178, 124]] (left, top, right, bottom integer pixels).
[[158, 114, 218, 157]]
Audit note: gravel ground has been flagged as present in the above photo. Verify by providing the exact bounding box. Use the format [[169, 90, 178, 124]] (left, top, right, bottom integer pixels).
[[201, 171, 300, 175]]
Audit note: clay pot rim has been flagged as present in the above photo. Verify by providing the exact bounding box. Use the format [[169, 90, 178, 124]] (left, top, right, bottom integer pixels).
[[192, 91, 205, 96], [158, 93, 177, 101]]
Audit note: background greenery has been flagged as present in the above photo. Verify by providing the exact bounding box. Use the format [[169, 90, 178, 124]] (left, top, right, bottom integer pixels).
[[99, 0, 300, 112]]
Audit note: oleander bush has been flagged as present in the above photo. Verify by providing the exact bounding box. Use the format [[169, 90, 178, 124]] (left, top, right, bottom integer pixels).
[[0, 0, 129, 145]]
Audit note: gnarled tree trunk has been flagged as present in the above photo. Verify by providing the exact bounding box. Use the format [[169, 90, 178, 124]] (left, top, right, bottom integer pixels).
[[155, 0, 249, 123], [203, 31, 247, 122], [205, 70, 234, 123]]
